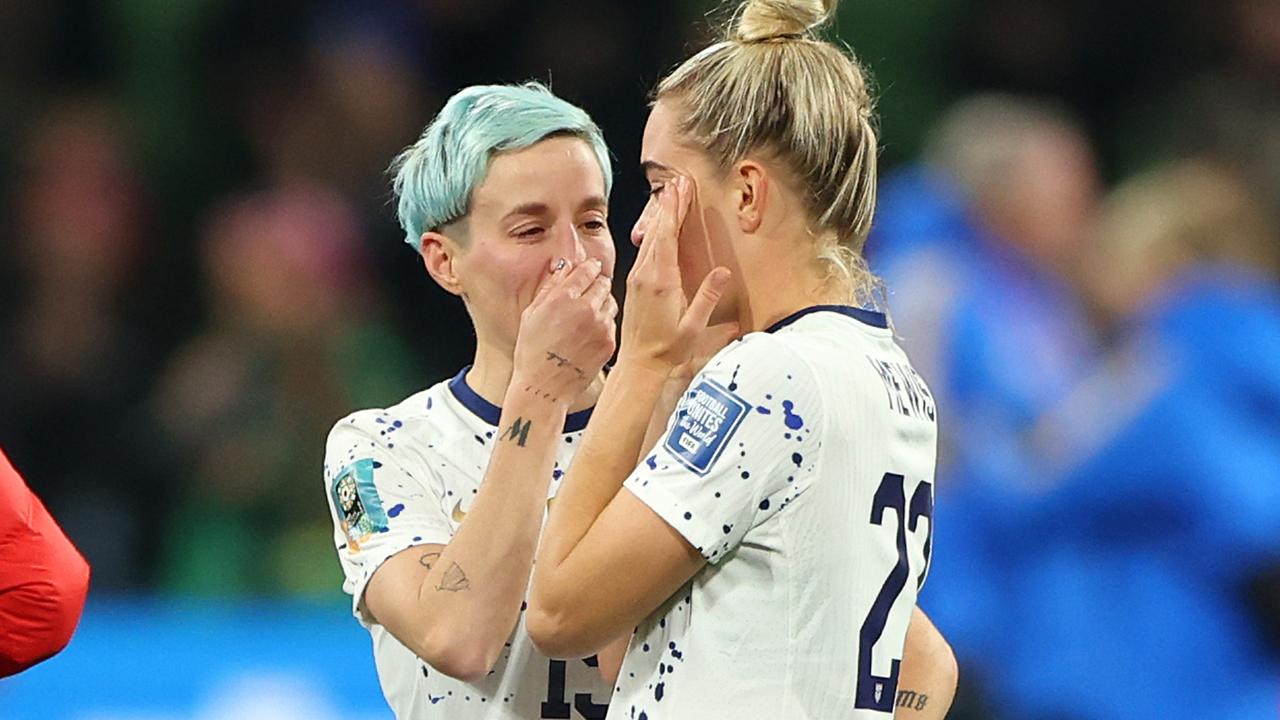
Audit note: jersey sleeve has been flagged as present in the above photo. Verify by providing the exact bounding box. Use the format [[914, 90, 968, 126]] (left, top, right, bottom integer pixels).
[[323, 412, 454, 626], [0, 450, 91, 678], [624, 334, 823, 564]]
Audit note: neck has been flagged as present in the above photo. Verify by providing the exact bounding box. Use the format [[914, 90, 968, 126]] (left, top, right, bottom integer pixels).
[[468, 337, 605, 416], [735, 249, 850, 333]]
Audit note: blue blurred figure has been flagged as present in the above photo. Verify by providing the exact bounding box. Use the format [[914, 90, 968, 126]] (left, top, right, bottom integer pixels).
[[870, 95, 1102, 691], [1012, 160, 1280, 719]]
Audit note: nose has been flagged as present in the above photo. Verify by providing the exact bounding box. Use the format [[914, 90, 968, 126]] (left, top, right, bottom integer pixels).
[[630, 216, 645, 248], [555, 222, 589, 265]]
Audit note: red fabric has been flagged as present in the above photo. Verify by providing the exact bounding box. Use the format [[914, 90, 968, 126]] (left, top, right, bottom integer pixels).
[[0, 449, 91, 677]]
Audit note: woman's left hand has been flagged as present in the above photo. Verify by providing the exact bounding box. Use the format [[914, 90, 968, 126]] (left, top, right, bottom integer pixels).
[[618, 175, 732, 376]]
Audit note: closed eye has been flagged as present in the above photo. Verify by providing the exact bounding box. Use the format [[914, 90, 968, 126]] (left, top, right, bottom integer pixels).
[[515, 226, 544, 239]]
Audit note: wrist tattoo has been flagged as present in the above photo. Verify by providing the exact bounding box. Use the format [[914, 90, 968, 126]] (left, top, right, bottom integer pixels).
[[419, 552, 441, 571], [895, 689, 928, 712], [523, 384, 559, 404], [504, 417, 532, 446], [546, 351, 587, 379], [435, 562, 471, 592]]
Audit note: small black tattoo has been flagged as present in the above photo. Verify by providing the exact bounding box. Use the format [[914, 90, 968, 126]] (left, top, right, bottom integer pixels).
[[546, 351, 587, 379], [419, 552, 441, 570], [895, 689, 928, 712], [435, 562, 471, 592], [524, 385, 557, 403], [504, 417, 532, 446]]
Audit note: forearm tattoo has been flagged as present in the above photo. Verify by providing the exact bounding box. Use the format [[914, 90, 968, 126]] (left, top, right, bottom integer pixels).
[[896, 689, 929, 712], [504, 417, 532, 447], [419, 552, 441, 571], [435, 562, 471, 592]]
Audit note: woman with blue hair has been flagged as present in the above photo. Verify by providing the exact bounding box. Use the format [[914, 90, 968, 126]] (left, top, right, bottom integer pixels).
[[323, 81, 621, 718]]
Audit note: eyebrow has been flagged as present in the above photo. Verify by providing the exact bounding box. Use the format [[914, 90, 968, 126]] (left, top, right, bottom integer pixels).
[[501, 196, 609, 223], [579, 194, 609, 212], [500, 202, 551, 223], [640, 160, 673, 179]]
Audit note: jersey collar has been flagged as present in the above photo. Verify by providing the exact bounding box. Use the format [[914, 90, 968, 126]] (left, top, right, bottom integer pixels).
[[447, 366, 594, 433], [764, 304, 890, 333]]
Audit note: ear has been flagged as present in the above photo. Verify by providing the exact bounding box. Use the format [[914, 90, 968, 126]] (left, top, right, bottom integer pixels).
[[733, 160, 767, 234], [420, 231, 465, 297]]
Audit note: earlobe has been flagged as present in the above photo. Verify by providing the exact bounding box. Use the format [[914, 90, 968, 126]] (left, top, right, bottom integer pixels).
[[736, 161, 765, 234], [420, 231, 465, 297]]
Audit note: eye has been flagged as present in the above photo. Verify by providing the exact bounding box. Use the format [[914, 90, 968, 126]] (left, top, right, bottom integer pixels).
[[647, 185, 665, 198], [583, 219, 607, 231], [514, 226, 544, 239]]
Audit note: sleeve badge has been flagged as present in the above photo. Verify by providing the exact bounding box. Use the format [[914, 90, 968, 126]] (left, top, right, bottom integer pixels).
[[331, 458, 389, 552], [663, 378, 750, 476]]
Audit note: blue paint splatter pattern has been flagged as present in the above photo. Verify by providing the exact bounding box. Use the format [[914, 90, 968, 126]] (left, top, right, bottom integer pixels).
[[617, 330, 826, 716], [322, 377, 613, 718]]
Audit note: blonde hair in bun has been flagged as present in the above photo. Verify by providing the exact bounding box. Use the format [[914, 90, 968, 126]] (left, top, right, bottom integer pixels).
[[733, 0, 835, 42], [657, 0, 881, 304]]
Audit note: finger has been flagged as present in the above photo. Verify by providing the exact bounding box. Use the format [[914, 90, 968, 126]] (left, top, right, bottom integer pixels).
[[678, 267, 732, 338], [603, 291, 619, 322], [582, 274, 613, 311], [650, 177, 686, 271], [673, 174, 694, 241], [533, 256, 572, 299], [560, 258, 603, 299], [632, 185, 671, 272]]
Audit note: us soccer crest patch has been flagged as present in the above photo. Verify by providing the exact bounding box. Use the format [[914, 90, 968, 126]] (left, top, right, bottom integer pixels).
[[664, 377, 749, 476], [331, 458, 389, 552]]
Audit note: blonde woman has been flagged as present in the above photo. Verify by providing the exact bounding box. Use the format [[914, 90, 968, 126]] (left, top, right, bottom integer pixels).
[[530, 1, 945, 717]]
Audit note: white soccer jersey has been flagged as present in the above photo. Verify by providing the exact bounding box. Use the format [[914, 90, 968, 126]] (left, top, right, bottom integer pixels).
[[611, 306, 938, 720], [323, 369, 613, 719]]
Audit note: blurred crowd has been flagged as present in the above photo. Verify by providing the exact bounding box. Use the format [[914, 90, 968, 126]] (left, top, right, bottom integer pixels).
[[1, 1, 1278, 718]]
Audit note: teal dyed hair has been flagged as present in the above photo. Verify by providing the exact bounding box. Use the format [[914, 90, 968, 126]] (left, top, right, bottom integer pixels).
[[390, 82, 613, 250]]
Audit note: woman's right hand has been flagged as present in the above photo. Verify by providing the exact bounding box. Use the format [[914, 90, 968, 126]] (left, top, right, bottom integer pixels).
[[618, 175, 732, 376], [511, 257, 618, 406]]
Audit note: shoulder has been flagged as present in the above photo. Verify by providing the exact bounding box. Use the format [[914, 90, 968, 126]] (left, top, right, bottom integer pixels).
[[325, 383, 451, 461], [705, 331, 814, 382], [688, 332, 826, 421], [703, 321, 848, 392]]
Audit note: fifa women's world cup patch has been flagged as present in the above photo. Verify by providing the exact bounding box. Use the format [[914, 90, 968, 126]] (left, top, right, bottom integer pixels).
[[664, 378, 750, 476], [331, 458, 390, 552]]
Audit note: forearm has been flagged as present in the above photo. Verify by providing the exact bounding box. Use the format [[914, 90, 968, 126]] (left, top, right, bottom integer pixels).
[[588, 375, 685, 681], [533, 362, 668, 616], [895, 607, 958, 719], [639, 373, 689, 459], [596, 634, 629, 685], [409, 387, 565, 671]]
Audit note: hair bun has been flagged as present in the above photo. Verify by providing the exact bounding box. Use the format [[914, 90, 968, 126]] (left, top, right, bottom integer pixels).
[[733, 0, 835, 42]]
